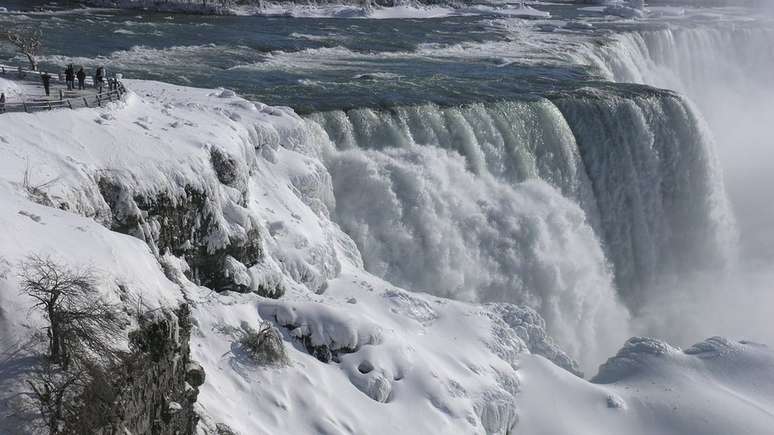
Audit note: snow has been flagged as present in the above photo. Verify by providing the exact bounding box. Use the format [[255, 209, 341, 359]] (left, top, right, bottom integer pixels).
[[0, 77, 772, 434], [519, 338, 774, 435]]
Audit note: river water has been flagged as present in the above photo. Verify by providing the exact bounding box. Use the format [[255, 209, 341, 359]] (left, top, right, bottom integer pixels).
[[0, 1, 707, 111]]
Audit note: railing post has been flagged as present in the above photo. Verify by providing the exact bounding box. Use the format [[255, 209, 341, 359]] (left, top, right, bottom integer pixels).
[[23, 102, 27, 113], [96, 95, 101, 107]]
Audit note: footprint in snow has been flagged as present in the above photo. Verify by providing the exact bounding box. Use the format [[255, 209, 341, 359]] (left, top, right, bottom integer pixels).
[[134, 121, 150, 130], [18, 210, 43, 223]]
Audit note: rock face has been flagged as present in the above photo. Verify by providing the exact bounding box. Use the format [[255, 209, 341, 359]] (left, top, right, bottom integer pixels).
[[97, 176, 267, 295], [95, 305, 203, 434]]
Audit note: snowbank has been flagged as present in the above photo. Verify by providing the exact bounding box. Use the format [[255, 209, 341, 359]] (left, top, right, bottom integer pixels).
[[0, 77, 22, 98], [518, 337, 774, 435]]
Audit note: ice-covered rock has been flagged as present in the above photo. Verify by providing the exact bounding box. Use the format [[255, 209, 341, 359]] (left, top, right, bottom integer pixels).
[[604, 4, 645, 18], [259, 300, 383, 357], [490, 303, 582, 377]]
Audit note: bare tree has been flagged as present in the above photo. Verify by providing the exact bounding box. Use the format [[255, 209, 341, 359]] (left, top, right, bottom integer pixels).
[[18, 255, 124, 371], [5, 27, 43, 71], [25, 361, 83, 435]]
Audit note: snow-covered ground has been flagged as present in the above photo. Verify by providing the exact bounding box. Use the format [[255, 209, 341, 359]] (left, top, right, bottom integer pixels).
[[0, 77, 22, 98], [0, 79, 773, 434]]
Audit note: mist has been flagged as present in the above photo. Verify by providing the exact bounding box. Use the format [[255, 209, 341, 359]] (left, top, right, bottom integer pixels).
[[605, 21, 774, 352]]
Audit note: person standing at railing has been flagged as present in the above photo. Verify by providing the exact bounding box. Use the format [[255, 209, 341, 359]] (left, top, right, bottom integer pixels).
[[95, 66, 105, 93], [65, 64, 75, 91], [0, 93, 5, 113], [41, 72, 51, 97], [77, 67, 86, 90]]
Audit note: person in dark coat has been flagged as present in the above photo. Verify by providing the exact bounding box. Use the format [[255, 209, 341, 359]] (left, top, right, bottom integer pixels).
[[0, 92, 5, 113], [95, 66, 105, 93], [41, 72, 51, 96], [76, 67, 86, 90], [65, 64, 75, 91]]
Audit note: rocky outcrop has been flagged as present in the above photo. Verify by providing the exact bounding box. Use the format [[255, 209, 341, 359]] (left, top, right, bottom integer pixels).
[[94, 305, 202, 435], [97, 175, 271, 295]]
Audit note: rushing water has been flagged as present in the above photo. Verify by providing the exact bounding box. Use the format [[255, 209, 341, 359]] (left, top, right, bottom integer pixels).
[[0, 1, 655, 111], [2, 1, 773, 369]]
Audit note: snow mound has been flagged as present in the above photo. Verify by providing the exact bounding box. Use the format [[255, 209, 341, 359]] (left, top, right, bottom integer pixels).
[[592, 336, 678, 383], [519, 335, 774, 435], [490, 303, 582, 377], [260, 300, 384, 353]]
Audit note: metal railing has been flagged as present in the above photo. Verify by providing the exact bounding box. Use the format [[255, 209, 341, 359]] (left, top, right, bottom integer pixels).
[[0, 64, 127, 114]]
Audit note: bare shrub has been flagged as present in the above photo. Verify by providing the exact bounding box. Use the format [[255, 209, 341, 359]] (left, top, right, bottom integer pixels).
[[18, 255, 124, 371], [21, 161, 60, 207], [237, 321, 288, 366]]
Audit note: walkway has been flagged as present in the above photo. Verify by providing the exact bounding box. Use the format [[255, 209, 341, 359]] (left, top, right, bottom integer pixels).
[[0, 65, 126, 113]]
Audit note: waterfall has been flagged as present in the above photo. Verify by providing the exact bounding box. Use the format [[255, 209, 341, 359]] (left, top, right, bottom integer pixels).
[[301, 82, 735, 367], [576, 22, 774, 272], [277, 16, 774, 365], [576, 25, 774, 96], [553, 89, 735, 306], [309, 103, 629, 368], [307, 99, 595, 205], [565, 22, 774, 347]]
